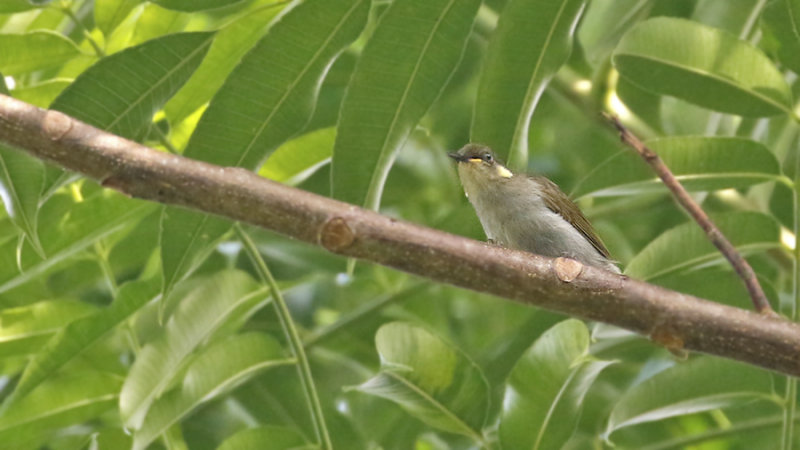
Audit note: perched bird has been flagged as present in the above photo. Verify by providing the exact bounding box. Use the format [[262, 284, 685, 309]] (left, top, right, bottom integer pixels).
[[449, 143, 620, 273]]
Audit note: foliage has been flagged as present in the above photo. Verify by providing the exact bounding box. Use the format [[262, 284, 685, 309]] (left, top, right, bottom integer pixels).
[[0, 0, 798, 448]]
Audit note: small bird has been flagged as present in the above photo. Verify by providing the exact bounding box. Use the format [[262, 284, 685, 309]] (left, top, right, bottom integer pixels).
[[449, 143, 620, 273]]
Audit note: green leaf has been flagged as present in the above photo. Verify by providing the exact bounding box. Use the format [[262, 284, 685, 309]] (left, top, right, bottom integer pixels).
[[355, 322, 490, 443], [153, 0, 245, 12], [0, 31, 88, 76], [573, 137, 782, 198], [0, 300, 97, 357], [577, 0, 650, 67], [132, 332, 292, 450], [95, 0, 143, 36], [761, 0, 800, 75], [120, 270, 266, 429], [613, 17, 793, 117], [260, 126, 335, 185], [605, 357, 775, 436], [0, 147, 45, 254], [499, 319, 614, 450], [331, 0, 480, 208], [159, 0, 368, 297], [7, 278, 160, 406], [0, 193, 154, 296], [471, 0, 586, 168], [10, 79, 70, 107], [217, 425, 313, 450], [164, 3, 287, 125], [51, 31, 214, 141], [0, 372, 121, 446], [0, 0, 40, 13], [624, 211, 780, 280]]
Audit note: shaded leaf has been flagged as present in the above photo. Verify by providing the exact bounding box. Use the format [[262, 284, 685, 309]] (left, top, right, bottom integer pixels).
[[120, 270, 266, 429], [0, 147, 45, 254], [0, 31, 88, 76], [95, 0, 143, 36], [605, 357, 775, 435], [355, 322, 490, 443], [51, 31, 214, 141], [761, 0, 800, 75], [331, 0, 480, 208], [133, 332, 292, 450], [0, 372, 121, 446], [499, 319, 614, 450], [217, 425, 313, 450], [7, 278, 160, 406], [471, 0, 586, 168], [573, 137, 782, 198], [160, 0, 368, 297], [624, 211, 780, 280], [613, 17, 793, 116]]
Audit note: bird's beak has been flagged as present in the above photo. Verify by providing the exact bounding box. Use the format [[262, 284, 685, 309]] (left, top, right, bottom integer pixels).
[[448, 152, 468, 163]]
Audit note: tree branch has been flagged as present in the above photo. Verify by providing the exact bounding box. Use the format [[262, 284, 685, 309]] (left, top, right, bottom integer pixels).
[[0, 94, 799, 375], [604, 113, 774, 315]]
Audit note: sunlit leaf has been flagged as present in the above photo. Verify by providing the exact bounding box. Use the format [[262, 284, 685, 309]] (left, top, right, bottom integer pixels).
[[160, 0, 368, 297], [331, 0, 480, 208], [499, 319, 614, 450], [217, 425, 312, 450], [153, 0, 245, 12], [355, 322, 490, 443], [624, 211, 780, 280], [0, 31, 88, 76], [613, 17, 793, 116], [95, 0, 143, 36], [260, 127, 335, 185], [0, 148, 44, 253], [0, 299, 96, 357], [471, 0, 586, 168]]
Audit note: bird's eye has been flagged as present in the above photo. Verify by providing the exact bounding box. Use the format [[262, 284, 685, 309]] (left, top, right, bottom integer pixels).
[[482, 153, 493, 162]]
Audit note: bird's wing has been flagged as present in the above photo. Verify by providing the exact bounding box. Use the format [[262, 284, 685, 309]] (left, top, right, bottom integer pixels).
[[534, 175, 611, 258]]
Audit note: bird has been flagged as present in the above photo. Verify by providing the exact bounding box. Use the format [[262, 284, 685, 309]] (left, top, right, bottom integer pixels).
[[448, 143, 620, 273]]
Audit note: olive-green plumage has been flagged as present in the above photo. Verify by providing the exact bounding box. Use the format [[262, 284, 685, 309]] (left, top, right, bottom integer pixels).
[[449, 143, 620, 273]]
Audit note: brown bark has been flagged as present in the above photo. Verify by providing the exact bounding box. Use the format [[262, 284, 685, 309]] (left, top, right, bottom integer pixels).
[[1, 94, 798, 376]]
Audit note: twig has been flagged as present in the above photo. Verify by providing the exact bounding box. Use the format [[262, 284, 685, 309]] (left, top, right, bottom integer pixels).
[[1, 94, 799, 375], [603, 113, 774, 315]]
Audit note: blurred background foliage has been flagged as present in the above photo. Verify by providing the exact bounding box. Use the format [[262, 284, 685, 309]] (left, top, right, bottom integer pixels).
[[0, 0, 799, 449]]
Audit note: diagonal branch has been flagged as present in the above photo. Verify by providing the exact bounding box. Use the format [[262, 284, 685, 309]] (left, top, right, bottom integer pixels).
[[604, 113, 774, 315], [0, 94, 798, 375]]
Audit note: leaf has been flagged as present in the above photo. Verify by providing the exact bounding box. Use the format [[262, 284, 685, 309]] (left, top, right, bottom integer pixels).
[[354, 322, 490, 442], [499, 319, 614, 450], [613, 17, 793, 117], [0, 0, 40, 13], [331, 0, 480, 208], [577, 0, 651, 67], [159, 0, 368, 297], [10, 78, 70, 107], [624, 211, 780, 280], [0, 300, 97, 357], [471, 0, 586, 168], [761, 0, 800, 75], [605, 357, 775, 436], [119, 270, 267, 429], [0, 31, 88, 76], [132, 332, 292, 450], [260, 126, 335, 185], [51, 31, 214, 141], [0, 193, 154, 296], [217, 425, 313, 450], [0, 372, 121, 446], [163, 3, 288, 125], [0, 147, 45, 254], [6, 278, 160, 407], [573, 137, 782, 198], [95, 0, 143, 36], [153, 0, 245, 12]]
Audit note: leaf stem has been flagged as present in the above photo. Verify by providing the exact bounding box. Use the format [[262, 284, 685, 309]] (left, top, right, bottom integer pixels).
[[235, 225, 332, 449], [59, 4, 106, 58]]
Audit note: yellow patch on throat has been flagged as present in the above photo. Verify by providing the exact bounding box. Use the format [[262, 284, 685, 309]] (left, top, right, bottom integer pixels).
[[496, 165, 513, 178]]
